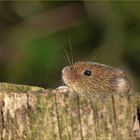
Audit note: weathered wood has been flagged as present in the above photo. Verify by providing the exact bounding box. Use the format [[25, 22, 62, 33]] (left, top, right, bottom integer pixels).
[[0, 82, 139, 140]]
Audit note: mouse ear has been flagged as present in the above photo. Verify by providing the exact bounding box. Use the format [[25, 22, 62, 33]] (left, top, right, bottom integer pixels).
[[115, 69, 127, 76], [109, 77, 131, 93]]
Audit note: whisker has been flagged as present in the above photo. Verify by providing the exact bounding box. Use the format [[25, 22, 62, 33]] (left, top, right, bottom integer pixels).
[[64, 55, 69, 65], [90, 52, 98, 62], [92, 54, 97, 62], [64, 47, 71, 65], [68, 38, 74, 64]]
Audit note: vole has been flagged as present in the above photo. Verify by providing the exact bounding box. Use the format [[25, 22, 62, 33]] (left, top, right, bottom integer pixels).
[[60, 61, 131, 94]]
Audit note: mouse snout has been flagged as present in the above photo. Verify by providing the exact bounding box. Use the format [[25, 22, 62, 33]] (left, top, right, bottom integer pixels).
[[62, 66, 73, 78], [62, 66, 72, 85], [62, 66, 69, 75]]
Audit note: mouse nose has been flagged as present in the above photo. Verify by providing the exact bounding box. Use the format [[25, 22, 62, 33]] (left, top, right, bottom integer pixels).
[[62, 66, 69, 74]]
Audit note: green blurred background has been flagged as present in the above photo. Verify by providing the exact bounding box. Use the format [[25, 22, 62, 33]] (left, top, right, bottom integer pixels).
[[0, 1, 140, 90]]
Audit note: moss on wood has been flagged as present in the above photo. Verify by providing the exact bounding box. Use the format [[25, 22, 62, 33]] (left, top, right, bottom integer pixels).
[[0, 82, 139, 140]]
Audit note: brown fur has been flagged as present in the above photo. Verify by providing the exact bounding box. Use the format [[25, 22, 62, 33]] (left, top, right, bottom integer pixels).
[[62, 61, 131, 94]]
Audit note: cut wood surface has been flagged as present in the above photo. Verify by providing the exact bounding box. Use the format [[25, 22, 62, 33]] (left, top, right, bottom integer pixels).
[[0, 82, 139, 140]]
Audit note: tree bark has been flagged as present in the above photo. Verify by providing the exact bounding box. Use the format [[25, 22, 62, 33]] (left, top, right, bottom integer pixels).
[[0, 82, 139, 140]]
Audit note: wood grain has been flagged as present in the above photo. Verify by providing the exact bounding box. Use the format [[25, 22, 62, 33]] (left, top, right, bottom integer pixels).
[[0, 82, 139, 140]]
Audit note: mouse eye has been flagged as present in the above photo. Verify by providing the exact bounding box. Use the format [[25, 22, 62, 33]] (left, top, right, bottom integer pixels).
[[84, 70, 91, 76]]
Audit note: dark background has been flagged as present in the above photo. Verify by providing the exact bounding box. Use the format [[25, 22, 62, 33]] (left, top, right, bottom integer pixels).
[[0, 1, 140, 91]]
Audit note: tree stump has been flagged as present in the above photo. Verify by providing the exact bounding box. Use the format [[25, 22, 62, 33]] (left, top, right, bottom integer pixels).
[[0, 82, 139, 140]]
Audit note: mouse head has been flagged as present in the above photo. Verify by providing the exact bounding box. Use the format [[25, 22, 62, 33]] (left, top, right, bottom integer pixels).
[[62, 61, 131, 94]]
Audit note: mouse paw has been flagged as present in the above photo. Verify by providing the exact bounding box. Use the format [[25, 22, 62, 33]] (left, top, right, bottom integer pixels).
[[55, 86, 74, 93], [56, 86, 70, 93]]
